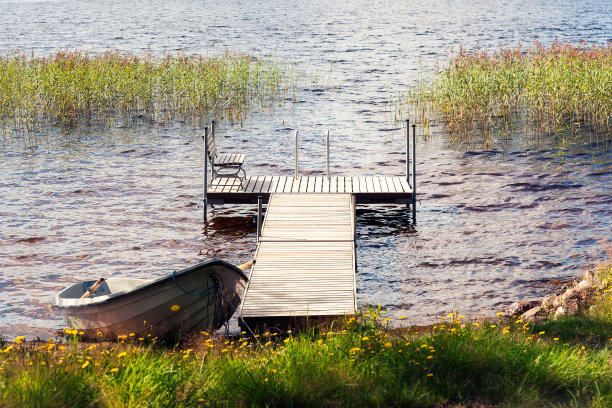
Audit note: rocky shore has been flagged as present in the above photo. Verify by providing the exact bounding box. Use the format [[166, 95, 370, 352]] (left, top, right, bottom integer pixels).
[[505, 267, 609, 322]]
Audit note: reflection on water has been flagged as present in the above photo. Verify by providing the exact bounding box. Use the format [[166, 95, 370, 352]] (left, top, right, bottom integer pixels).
[[0, 0, 611, 338]]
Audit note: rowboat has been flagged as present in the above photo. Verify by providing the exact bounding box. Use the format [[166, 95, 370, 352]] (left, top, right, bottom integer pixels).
[[54, 259, 250, 341]]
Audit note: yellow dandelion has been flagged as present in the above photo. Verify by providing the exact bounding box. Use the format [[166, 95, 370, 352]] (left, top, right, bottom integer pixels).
[[399, 315, 405, 320], [270, 369, 277, 373], [15, 336, 26, 344], [264, 378, 269, 383], [553, 338, 559, 341], [81, 361, 90, 369], [496, 312, 503, 316], [427, 373, 433, 377], [171, 305, 180, 312], [427, 355, 433, 359], [117, 334, 128, 340], [110, 368, 119, 373], [362, 336, 369, 341], [117, 352, 127, 358], [490, 325, 496, 328], [384, 342, 392, 348], [97, 331, 103, 336]]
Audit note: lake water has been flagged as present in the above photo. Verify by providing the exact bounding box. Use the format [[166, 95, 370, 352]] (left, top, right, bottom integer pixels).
[[0, 0, 611, 338]]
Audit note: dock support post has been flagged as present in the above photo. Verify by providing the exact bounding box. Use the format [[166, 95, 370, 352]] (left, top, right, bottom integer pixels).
[[257, 196, 263, 242], [203, 126, 209, 223], [412, 124, 417, 225], [326, 129, 330, 179], [406, 119, 410, 188], [294, 129, 299, 179]]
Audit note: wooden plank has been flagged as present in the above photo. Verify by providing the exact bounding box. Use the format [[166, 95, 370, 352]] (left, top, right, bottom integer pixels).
[[261, 176, 273, 193], [322, 176, 330, 193], [330, 177, 337, 193], [315, 176, 323, 193], [291, 177, 301, 193], [306, 177, 315, 193], [399, 177, 411, 193], [365, 177, 374, 193], [373, 176, 382, 193], [282, 177, 292, 193]]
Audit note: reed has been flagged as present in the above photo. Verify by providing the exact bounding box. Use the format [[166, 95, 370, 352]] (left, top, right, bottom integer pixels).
[[406, 40, 612, 147], [0, 50, 291, 130]]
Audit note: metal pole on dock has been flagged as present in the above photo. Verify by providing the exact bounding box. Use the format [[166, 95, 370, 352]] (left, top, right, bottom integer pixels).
[[203, 126, 209, 223], [294, 129, 299, 179], [406, 119, 410, 188], [412, 124, 417, 225], [326, 129, 330, 179], [257, 196, 263, 242]]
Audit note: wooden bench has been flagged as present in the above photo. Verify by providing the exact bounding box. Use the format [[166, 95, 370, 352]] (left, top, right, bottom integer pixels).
[[205, 123, 246, 182]]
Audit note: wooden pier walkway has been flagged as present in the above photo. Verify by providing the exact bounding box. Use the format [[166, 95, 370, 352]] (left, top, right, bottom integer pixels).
[[208, 175, 412, 204], [240, 193, 357, 329]]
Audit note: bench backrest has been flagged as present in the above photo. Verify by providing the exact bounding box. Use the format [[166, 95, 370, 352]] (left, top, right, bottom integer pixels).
[[206, 128, 217, 164]]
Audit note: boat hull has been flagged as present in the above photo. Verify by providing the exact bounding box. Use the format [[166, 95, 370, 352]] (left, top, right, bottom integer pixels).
[[54, 259, 248, 341]]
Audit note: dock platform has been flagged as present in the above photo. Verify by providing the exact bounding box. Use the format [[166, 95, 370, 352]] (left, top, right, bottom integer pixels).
[[208, 175, 412, 204], [239, 193, 356, 330]]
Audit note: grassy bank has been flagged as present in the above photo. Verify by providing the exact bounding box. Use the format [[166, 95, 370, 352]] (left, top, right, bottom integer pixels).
[[2, 265, 611, 407], [406, 41, 612, 147], [0, 50, 292, 130]]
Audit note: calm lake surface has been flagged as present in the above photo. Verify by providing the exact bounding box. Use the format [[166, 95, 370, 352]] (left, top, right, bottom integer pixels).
[[1, 0, 611, 338]]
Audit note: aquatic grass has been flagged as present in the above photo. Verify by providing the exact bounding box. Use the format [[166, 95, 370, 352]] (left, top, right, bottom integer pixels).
[[0, 50, 292, 131], [405, 40, 612, 147]]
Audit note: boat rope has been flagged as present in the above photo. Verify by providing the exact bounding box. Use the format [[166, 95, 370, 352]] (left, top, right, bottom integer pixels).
[[171, 270, 218, 296], [172, 270, 232, 336]]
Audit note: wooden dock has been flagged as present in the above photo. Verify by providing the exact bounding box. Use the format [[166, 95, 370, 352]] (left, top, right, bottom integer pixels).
[[208, 175, 412, 204], [240, 193, 357, 329]]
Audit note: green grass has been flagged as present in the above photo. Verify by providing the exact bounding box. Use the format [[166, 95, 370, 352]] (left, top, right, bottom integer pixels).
[[0, 50, 292, 131], [2, 264, 611, 407], [404, 40, 612, 148]]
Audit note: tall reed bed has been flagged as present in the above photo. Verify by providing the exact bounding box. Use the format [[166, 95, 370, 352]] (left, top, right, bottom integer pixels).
[[0, 50, 291, 130], [407, 41, 612, 146]]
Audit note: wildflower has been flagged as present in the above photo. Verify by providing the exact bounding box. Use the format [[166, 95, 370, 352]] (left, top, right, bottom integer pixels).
[[420, 344, 428, 348], [553, 338, 559, 341], [349, 347, 361, 354], [539, 331, 545, 335], [81, 361, 90, 369], [270, 369, 277, 373], [427, 373, 433, 377], [117, 334, 128, 340], [384, 342, 392, 348], [427, 355, 433, 359], [362, 336, 369, 341], [399, 316, 405, 320], [97, 331, 103, 336], [14, 336, 26, 344], [264, 341, 271, 347], [117, 352, 127, 358], [472, 323, 480, 327], [110, 368, 119, 373], [171, 305, 180, 312], [490, 325, 496, 328], [496, 312, 503, 316], [264, 378, 269, 382]]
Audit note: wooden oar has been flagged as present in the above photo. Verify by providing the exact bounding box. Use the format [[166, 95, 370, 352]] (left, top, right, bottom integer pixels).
[[237, 260, 256, 271], [80, 278, 105, 299]]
